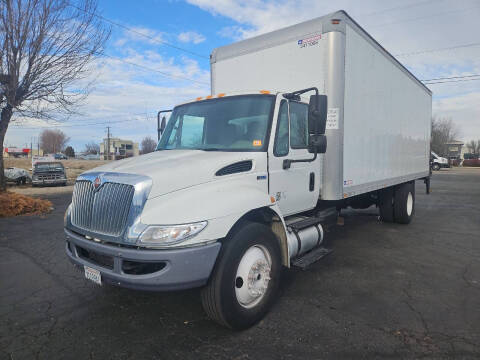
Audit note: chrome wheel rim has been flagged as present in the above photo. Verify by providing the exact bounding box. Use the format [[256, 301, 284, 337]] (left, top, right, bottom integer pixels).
[[235, 245, 272, 309], [406, 192, 413, 216]]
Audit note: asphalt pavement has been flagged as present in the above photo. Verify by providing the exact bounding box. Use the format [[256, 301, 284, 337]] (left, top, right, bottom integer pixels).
[[1, 168, 479, 359]]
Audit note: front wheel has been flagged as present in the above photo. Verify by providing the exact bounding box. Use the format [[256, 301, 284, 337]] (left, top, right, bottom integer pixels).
[[432, 163, 440, 171], [201, 222, 282, 330]]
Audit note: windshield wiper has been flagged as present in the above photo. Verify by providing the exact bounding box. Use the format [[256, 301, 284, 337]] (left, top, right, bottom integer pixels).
[[199, 148, 224, 151]]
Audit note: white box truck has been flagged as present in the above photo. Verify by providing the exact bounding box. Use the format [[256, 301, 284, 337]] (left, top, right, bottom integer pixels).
[[64, 10, 432, 329]]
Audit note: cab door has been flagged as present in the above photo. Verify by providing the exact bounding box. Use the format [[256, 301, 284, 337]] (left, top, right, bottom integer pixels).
[[268, 98, 321, 216]]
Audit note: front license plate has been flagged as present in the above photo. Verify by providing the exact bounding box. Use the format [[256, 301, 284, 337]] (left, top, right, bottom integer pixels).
[[84, 266, 102, 285]]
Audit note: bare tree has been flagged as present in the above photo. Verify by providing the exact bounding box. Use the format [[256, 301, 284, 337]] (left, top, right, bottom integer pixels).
[[466, 140, 480, 155], [431, 117, 460, 156], [141, 136, 157, 154], [0, 0, 109, 191], [84, 140, 99, 154], [39, 128, 69, 153]]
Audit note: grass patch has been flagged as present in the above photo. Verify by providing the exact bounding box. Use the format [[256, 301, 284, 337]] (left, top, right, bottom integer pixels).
[[0, 192, 53, 217]]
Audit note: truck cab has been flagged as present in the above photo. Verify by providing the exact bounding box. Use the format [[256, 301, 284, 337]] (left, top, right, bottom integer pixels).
[[65, 90, 329, 328]]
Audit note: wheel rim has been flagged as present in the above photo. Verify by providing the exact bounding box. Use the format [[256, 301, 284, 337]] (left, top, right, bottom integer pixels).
[[406, 192, 413, 216], [235, 245, 272, 309]]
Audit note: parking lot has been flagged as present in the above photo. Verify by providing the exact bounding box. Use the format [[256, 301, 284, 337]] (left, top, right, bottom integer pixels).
[[1, 168, 479, 359]]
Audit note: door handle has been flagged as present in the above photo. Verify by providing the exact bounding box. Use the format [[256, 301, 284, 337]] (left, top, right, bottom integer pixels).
[[309, 172, 315, 191]]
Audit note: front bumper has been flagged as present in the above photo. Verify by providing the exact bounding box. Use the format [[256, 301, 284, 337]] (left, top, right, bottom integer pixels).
[[65, 228, 221, 291], [33, 178, 66, 185]]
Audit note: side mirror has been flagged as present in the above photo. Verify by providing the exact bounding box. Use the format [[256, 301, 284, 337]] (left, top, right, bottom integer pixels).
[[160, 116, 166, 134], [308, 134, 327, 154], [308, 94, 327, 135]]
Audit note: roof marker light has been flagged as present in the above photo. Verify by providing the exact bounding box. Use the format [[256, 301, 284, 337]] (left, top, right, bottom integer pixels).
[[260, 90, 270, 94], [206, 95, 213, 99], [196, 97, 203, 101], [217, 93, 226, 97], [331, 19, 341, 24]]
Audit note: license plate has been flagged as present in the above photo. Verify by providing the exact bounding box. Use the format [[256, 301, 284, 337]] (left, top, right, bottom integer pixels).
[[84, 266, 102, 285]]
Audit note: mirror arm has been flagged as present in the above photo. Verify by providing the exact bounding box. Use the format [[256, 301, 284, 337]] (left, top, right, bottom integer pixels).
[[157, 109, 172, 141]]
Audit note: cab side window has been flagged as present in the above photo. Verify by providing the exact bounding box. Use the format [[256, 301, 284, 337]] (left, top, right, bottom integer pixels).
[[274, 100, 289, 157], [289, 102, 309, 149]]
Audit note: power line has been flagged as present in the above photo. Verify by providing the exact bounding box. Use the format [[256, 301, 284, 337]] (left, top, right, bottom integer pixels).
[[363, 0, 439, 17], [421, 74, 480, 82], [69, 3, 209, 60], [395, 42, 480, 57], [98, 51, 209, 85], [369, 6, 480, 28], [424, 78, 480, 85], [9, 118, 139, 130]]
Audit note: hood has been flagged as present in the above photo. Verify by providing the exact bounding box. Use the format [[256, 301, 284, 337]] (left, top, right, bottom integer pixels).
[[83, 150, 265, 199]]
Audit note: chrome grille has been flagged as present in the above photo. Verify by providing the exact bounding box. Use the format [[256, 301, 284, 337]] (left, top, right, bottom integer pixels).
[[71, 180, 135, 237]]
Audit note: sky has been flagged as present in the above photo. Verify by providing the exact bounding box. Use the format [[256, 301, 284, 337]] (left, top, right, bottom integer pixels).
[[5, 0, 480, 152]]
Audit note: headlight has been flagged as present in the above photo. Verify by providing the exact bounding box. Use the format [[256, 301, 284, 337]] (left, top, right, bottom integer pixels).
[[138, 221, 207, 247]]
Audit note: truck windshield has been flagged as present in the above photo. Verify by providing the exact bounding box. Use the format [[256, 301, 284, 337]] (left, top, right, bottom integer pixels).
[[157, 95, 275, 152]]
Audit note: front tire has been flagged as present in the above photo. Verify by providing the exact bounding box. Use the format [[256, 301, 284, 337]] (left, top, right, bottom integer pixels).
[[201, 222, 282, 330], [432, 163, 440, 171]]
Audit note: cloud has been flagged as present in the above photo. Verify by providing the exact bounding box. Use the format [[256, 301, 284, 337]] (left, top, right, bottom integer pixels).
[[114, 26, 165, 47], [177, 31, 206, 44], [6, 46, 210, 150]]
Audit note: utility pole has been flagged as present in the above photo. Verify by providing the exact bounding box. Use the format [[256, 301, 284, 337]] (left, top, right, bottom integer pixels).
[[30, 137, 33, 158], [106, 126, 111, 160]]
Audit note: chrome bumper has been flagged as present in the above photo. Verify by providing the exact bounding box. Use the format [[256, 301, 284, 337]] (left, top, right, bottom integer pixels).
[[65, 228, 221, 291]]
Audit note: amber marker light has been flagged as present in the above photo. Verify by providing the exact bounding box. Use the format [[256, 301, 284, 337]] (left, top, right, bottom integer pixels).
[[206, 95, 213, 99], [217, 93, 226, 97], [270, 196, 276, 203], [331, 19, 341, 24], [260, 90, 270, 94], [196, 97, 203, 101]]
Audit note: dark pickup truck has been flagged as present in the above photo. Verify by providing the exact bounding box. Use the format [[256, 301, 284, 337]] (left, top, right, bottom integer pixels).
[[32, 162, 67, 186]]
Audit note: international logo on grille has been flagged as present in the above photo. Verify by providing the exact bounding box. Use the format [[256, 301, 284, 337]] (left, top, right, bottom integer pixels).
[[93, 176, 102, 190]]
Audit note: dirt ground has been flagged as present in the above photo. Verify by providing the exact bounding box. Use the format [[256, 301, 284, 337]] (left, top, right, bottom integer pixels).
[[4, 158, 109, 195]]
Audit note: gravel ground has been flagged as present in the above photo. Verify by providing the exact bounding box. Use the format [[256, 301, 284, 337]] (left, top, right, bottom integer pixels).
[[0, 167, 479, 359]]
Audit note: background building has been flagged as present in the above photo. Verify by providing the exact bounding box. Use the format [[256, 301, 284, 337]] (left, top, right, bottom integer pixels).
[[445, 140, 464, 160], [100, 137, 139, 160]]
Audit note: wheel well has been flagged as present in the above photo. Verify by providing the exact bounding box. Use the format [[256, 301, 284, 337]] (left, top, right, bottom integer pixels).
[[226, 207, 289, 267]]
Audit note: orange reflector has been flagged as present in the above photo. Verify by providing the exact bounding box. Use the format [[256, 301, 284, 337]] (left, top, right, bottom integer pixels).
[[331, 19, 341, 24], [260, 90, 270, 94], [217, 93, 226, 97], [196, 97, 203, 101], [270, 196, 275, 203], [206, 95, 213, 99]]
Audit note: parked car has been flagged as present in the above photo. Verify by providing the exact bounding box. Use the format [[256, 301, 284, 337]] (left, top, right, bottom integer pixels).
[[4, 167, 31, 185], [54, 153, 68, 160], [32, 162, 67, 186], [463, 159, 480, 167], [431, 151, 449, 170]]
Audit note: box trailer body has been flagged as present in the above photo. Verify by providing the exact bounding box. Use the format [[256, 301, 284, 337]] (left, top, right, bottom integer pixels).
[[211, 10, 432, 201], [64, 11, 432, 330]]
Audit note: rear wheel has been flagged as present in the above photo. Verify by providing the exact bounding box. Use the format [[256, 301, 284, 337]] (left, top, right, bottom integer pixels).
[[432, 163, 440, 171], [394, 182, 415, 224], [379, 187, 395, 223], [201, 222, 282, 330]]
